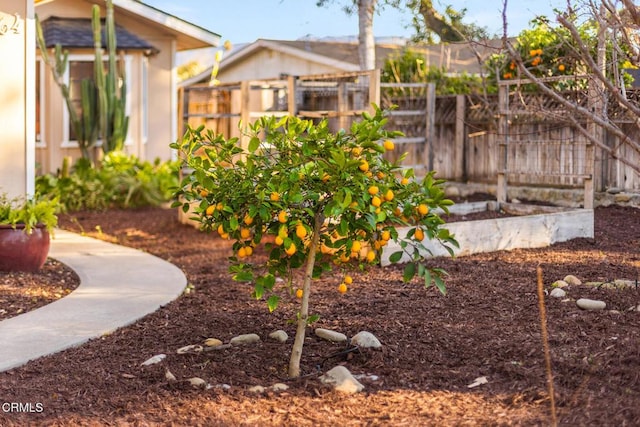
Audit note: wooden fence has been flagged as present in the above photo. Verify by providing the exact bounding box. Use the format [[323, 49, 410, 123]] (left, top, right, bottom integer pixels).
[[178, 71, 640, 196]]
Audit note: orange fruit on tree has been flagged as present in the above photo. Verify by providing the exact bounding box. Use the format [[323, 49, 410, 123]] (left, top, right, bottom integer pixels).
[[400, 177, 409, 185], [205, 205, 215, 216], [275, 235, 284, 246], [285, 242, 297, 256], [414, 227, 425, 241], [244, 246, 253, 256], [344, 275, 353, 285], [270, 192, 280, 202], [384, 189, 394, 201], [366, 250, 376, 262], [199, 189, 208, 197], [376, 171, 386, 179], [295, 288, 303, 299], [237, 247, 248, 258], [368, 185, 379, 195], [383, 139, 395, 151], [240, 227, 251, 239], [243, 214, 254, 225], [380, 230, 391, 241], [296, 223, 307, 239], [278, 210, 288, 223], [371, 196, 382, 208], [351, 241, 362, 253], [338, 283, 348, 294], [417, 204, 429, 216], [352, 147, 362, 157], [359, 160, 369, 172], [321, 173, 331, 182], [216, 202, 224, 211], [217, 224, 225, 235]]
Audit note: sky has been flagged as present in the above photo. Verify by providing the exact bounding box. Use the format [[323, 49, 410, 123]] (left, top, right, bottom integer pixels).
[[144, 0, 567, 45]]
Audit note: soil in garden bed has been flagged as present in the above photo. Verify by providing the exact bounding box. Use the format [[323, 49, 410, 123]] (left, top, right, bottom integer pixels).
[[0, 205, 638, 426]]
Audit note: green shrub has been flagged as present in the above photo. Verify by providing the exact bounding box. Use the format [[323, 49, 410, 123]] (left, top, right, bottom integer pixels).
[[36, 153, 180, 212]]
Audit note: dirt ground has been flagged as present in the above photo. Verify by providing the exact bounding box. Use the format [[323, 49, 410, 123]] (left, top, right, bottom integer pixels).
[[0, 204, 638, 426]]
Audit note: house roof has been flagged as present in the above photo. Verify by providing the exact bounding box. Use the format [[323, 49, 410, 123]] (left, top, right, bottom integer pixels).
[[35, 0, 221, 51], [40, 16, 158, 54], [179, 38, 505, 87]]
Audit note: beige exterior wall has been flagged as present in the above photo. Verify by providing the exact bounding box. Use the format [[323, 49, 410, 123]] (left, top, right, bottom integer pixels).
[[34, 0, 182, 173], [218, 49, 345, 82], [0, 0, 34, 198]]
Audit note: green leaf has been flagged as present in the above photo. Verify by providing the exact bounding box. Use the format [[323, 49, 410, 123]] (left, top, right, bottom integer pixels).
[[248, 137, 260, 153], [267, 295, 280, 313], [403, 263, 416, 282], [389, 251, 403, 263], [434, 276, 447, 295], [229, 215, 239, 230], [253, 282, 264, 299], [307, 314, 320, 325], [233, 271, 254, 282]]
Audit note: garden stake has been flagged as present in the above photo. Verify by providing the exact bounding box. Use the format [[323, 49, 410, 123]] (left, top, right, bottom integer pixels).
[[537, 265, 558, 427]]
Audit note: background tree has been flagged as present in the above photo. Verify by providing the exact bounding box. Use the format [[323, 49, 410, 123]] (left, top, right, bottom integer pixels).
[[497, 0, 640, 175], [316, 0, 485, 70]]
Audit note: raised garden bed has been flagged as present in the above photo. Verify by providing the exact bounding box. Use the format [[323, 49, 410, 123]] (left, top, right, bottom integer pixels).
[[382, 201, 594, 265]]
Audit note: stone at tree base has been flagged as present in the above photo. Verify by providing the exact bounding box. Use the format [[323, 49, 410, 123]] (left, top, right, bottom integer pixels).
[[271, 383, 289, 391], [230, 333, 261, 345], [320, 366, 364, 393], [248, 385, 265, 393], [563, 275, 582, 286], [350, 331, 382, 349], [176, 344, 203, 354], [576, 298, 606, 311], [315, 328, 347, 342], [552, 280, 569, 288], [188, 377, 207, 388], [550, 288, 567, 298], [268, 330, 288, 342], [165, 369, 177, 382], [204, 338, 223, 347]]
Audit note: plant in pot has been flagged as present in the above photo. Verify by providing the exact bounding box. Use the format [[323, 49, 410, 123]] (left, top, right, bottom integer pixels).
[[0, 194, 60, 273]]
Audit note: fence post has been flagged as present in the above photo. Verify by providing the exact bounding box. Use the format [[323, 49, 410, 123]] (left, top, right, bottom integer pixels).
[[426, 83, 436, 172], [368, 69, 380, 113], [497, 83, 508, 204], [338, 81, 348, 131], [455, 94, 465, 181], [240, 80, 250, 150], [287, 75, 297, 117], [177, 86, 185, 138]]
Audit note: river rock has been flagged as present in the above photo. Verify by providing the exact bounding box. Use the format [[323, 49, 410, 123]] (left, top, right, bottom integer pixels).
[[549, 288, 567, 298], [272, 383, 289, 391], [315, 328, 347, 343], [269, 330, 289, 342], [176, 344, 203, 354], [188, 377, 207, 388], [563, 275, 582, 286], [141, 354, 166, 366], [320, 366, 364, 393], [230, 333, 261, 345], [350, 331, 382, 349], [204, 338, 223, 347], [248, 385, 265, 393], [552, 280, 568, 289], [576, 298, 606, 311]]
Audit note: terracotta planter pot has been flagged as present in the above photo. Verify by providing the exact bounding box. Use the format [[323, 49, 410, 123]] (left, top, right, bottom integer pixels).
[[0, 224, 50, 273]]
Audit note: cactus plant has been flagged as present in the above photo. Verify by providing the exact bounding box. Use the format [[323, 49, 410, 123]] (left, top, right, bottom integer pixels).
[[35, 0, 128, 159]]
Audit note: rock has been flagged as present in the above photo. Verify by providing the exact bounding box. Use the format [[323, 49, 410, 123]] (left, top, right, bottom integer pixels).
[[563, 275, 582, 286], [230, 333, 261, 345], [511, 198, 521, 204], [320, 366, 364, 393], [203, 338, 223, 347], [176, 344, 203, 354], [165, 369, 177, 382], [577, 298, 606, 311], [350, 331, 382, 349], [552, 280, 568, 289], [188, 377, 207, 388], [141, 354, 166, 366], [614, 193, 631, 203], [271, 383, 289, 391], [315, 328, 347, 343], [549, 288, 566, 298], [269, 330, 288, 343], [607, 187, 622, 194], [248, 385, 265, 393], [444, 186, 460, 198], [613, 279, 635, 289]]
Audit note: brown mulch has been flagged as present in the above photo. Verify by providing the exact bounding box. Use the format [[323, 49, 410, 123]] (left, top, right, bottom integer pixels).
[[0, 204, 639, 426], [0, 259, 79, 321]]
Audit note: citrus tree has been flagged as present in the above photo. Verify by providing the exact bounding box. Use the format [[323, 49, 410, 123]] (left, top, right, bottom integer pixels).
[[172, 106, 458, 378]]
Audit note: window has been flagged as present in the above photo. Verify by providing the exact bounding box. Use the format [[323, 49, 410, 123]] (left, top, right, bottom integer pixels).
[[62, 54, 131, 147]]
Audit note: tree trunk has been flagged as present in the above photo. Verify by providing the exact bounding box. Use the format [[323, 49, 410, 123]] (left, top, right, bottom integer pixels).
[[357, 0, 377, 70], [288, 212, 324, 378]]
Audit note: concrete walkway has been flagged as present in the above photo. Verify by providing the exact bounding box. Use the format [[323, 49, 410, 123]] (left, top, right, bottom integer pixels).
[[0, 229, 187, 372]]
